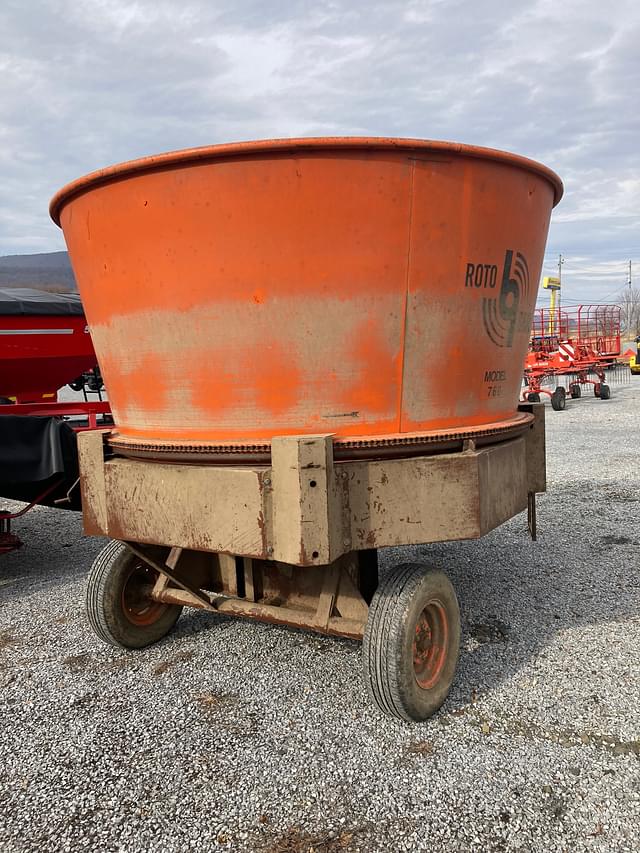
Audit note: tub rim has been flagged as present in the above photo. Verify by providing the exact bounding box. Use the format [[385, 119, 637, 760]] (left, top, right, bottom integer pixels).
[[49, 136, 563, 225]]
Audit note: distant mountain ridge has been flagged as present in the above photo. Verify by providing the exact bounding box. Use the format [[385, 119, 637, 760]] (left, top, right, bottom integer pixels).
[[0, 251, 76, 292]]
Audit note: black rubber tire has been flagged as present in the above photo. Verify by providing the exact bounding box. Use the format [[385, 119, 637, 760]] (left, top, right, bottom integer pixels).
[[362, 564, 460, 722], [570, 384, 582, 399], [86, 540, 182, 649], [550, 387, 566, 411], [599, 384, 611, 400], [527, 392, 541, 403], [594, 383, 601, 398]]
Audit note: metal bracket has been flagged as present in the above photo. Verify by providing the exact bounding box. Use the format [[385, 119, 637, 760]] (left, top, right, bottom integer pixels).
[[527, 491, 537, 541], [53, 477, 81, 506], [124, 541, 214, 610]]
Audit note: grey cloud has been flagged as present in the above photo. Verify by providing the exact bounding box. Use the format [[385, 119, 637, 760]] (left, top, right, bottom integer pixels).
[[0, 0, 638, 300]]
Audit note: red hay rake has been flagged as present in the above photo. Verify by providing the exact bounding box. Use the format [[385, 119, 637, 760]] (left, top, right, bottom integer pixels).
[[522, 304, 621, 410]]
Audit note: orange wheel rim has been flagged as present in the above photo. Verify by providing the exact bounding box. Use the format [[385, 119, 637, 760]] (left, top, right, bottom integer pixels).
[[121, 560, 166, 626], [412, 600, 448, 690]]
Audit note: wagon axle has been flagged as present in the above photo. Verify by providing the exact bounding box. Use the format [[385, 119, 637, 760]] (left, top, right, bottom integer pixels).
[[87, 537, 461, 722]]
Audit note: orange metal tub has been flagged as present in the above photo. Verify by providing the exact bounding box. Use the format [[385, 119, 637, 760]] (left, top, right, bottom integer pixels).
[[50, 138, 562, 459]]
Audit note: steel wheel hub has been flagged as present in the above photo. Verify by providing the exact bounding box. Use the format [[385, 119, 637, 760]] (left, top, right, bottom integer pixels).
[[121, 561, 166, 626], [413, 600, 448, 689]]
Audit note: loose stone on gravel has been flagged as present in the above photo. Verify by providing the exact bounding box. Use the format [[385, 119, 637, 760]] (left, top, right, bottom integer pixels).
[[0, 383, 638, 852]]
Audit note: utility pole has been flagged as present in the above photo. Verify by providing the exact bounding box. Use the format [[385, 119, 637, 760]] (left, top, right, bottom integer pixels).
[[627, 260, 633, 337]]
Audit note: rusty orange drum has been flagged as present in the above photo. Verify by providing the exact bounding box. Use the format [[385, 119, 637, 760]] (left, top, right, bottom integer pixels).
[[51, 138, 562, 458]]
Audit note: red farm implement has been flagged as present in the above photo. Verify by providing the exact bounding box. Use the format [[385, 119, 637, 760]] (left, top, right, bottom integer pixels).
[[522, 304, 621, 410], [0, 289, 112, 555]]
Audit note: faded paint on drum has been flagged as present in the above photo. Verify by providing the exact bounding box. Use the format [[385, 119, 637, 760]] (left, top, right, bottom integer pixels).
[[51, 138, 562, 445]]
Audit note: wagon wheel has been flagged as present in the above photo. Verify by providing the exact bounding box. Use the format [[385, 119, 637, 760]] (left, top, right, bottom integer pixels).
[[599, 384, 611, 400], [570, 384, 581, 399], [593, 382, 601, 398], [68, 375, 86, 392], [527, 392, 541, 403], [363, 564, 460, 722], [550, 387, 566, 411], [86, 540, 182, 648]]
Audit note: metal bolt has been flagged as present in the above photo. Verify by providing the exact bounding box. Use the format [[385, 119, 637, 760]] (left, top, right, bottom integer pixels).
[[266, 546, 274, 556], [343, 538, 350, 548], [263, 477, 271, 486]]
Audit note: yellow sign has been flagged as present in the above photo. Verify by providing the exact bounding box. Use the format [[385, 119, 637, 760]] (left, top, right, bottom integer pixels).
[[543, 276, 561, 290]]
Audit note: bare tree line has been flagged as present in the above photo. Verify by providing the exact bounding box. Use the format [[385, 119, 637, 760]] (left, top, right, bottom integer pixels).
[[620, 286, 640, 339]]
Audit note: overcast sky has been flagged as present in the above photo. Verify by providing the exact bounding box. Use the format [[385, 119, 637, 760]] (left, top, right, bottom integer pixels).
[[1, 0, 638, 303]]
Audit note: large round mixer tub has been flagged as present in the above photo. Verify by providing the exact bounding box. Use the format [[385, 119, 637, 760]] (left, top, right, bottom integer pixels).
[[51, 138, 562, 462], [51, 140, 562, 722]]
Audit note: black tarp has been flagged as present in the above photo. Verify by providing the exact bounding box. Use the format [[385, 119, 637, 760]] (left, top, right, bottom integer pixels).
[[0, 288, 84, 317], [0, 416, 80, 507]]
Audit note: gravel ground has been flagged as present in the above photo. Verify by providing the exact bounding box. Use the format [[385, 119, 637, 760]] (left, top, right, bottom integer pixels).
[[1, 379, 639, 852]]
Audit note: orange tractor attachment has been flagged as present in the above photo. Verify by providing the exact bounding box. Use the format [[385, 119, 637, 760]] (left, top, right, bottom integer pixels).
[[51, 137, 562, 721]]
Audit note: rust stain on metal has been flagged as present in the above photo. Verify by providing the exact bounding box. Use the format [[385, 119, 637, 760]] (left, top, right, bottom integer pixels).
[[257, 510, 268, 556], [153, 552, 369, 640]]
